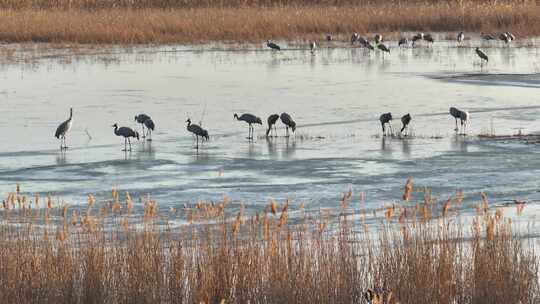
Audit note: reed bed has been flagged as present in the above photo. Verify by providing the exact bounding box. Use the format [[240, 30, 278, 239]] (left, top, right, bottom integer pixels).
[[0, 1, 538, 44], [0, 181, 538, 303]]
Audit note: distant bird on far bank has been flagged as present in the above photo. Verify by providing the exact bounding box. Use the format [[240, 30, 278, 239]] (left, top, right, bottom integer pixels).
[[401, 113, 412, 135], [326, 34, 333, 41], [475, 47, 488, 65], [505, 32, 515, 41], [234, 113, 262, 140], [310, 41, 316, 54], [266, 40, 281, 51], [351, 33, 359, 45], [374, 34, 383, 44], [398, 37, 408, 48], [112, 123, 139, 151], [55, 107, 73, 150], [186, 118, 209, 149], [499, 32, 510, 44], [457, 32, 465, 44], [423, 33, 434, 45], [280, 113, 296, 137], [379, 113, 393, 136], [481, 33, 495, 41], [412, 33, 423, 46], [266, 114, 279, 137]]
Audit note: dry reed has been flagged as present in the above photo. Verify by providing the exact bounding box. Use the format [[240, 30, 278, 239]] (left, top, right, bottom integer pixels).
[[0, 1, 538, 44], [0, 180, 538, 303]]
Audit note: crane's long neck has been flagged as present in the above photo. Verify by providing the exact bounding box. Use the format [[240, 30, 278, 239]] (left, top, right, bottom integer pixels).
[[68, 109, 73, 121], [114, 126, 119, 135]]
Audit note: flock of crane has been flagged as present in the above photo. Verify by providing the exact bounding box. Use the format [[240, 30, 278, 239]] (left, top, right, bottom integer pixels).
[[54, 31, 510, 152], [53, 106, 469, 151], [267, 31, 517, 64]]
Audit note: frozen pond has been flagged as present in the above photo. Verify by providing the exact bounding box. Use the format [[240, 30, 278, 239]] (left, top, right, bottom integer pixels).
[[2, 41, 540, 221]]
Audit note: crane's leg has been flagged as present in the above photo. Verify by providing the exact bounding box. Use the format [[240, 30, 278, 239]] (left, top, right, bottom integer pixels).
[[142, 125, 146, 139], [454, 118, 458, 132], [148, 129, 152, 141], [123, 138, 127, 151], [381, 123, 386, 136], [128, 138, 132, 151], [196, 136, 199, 149]]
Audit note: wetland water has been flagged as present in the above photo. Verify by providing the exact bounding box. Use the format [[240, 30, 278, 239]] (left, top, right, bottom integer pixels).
[[2, 41, 540, 221]]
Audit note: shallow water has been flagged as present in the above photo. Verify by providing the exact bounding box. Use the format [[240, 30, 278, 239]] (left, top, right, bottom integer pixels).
[[2, 41, 540, 223]]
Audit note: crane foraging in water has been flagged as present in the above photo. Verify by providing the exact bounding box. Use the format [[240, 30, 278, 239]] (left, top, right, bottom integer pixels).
[[234, 113, 262, 140], [266, 114, 279, 137], [186, 118, 209, 149], [449, 107, 470, 134], [112, 123, 139, 151], [280, 112, 296, 137], [401, 113, 412, 135], [374, 34, 383, 44], [266, 40, 281, 51], [423, 33, 434, 45], [55, 107, 73, 150], [379, 113, 393, 136], [475, 47, 488, 66], [134, 114, 154, 139]]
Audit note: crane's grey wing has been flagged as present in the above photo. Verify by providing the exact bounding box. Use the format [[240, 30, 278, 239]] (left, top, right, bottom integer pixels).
[[55, 120, 68, 138], [144, 119, 155, 131]]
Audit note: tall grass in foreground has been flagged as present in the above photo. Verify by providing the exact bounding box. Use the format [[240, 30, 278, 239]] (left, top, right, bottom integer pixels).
[[0, 1, 538, 44], [0, 182, 538, 303]]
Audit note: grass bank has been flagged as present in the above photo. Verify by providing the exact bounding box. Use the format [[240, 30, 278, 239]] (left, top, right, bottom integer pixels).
[[0, 182, 538, 303], [0, 1, 538, 44]]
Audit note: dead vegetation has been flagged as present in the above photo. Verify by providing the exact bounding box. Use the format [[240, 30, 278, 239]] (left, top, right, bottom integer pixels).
[[0, 1, 537, 44], [0, 181, 538, 303]]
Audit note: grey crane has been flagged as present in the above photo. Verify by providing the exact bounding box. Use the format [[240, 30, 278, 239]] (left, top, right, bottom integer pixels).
[[266, 114, 280, 137], [112, 123, 139, 151], [377, 43, 390, 60], [411, 33, 424, 46], [280, 112, 296, 137], [506, 32, 515, 41], [357, 36, 368, 46], [55, 107, 74, 150], [423, 33, 434, 45], [449, 107, 470, 134], [143, 118, 155, 140], [481, 33, 495, 41], [234, 113, 262, 140], [186, 118, 209, 149], [266, 40, 281, 51], [398, 37, 408, 48], [475, 47, 488, 66], [351, 33, 359, 45], [457, 32, 465, 44], [401, 113, 412, 135], [134, 114, 152, 138], [374, 34, 383, 44], [379, 112, 393, 136], [499, 32, 510, 44], [310, 41, 316, 54], [326, 34, 333, 41]]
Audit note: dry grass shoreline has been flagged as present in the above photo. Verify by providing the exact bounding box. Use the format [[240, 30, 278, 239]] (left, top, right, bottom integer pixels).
[[0, 182, 539, 303], [0, 1, 538, 44]]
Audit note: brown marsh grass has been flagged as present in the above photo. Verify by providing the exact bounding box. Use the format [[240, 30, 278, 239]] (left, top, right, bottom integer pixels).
[[0, 181, 539, 303], [0, 1, 538, 44]]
